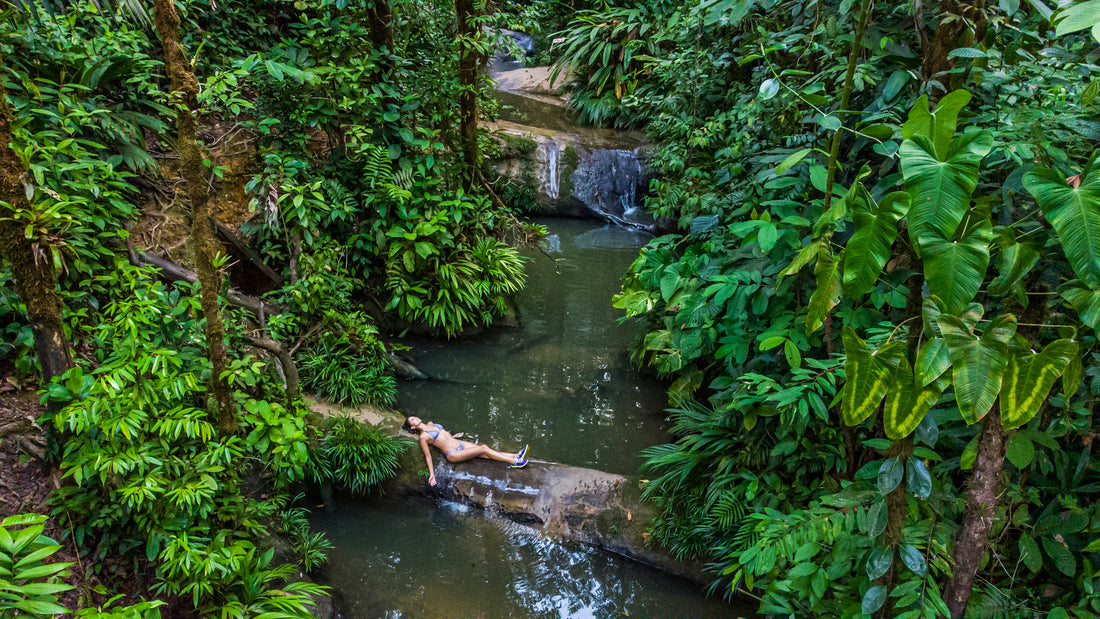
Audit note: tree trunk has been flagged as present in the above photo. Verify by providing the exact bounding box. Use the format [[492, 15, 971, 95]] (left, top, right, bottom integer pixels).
[[921, 0, 986, 88], [367, 0, 395, 75], [0, 58, 74, 408], [456, 0, 480, 189], [943, 407, 1007, 618], [153, 0, 236, 436], [243, 335, 299, 407]]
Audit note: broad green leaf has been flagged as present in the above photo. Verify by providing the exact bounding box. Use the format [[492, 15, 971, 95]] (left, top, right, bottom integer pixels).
[[915, 414, 940, 447], [779, 239, 822, 280], [939, 314, 1017, 424], [906, 458, 932, 499], [1062, 280, 1100, 332], [901, 131, 993, 251], [1042, 536, 1077, 577], [866, 546, 893, 580], [12, 599, 69, 616], [1023, 167, 1100, 286], [915, 338, 951, 387], [900, 544, 928, 576], [901, 90, 972, 157], [862, 585, 888, 615], [883, 356, 948, 440], [776, 148, 812, 174], [807, 249, 843, 335], [878, 457, 905, 494], [841, 328, 905, 425], [843, 191, 910, 298], [1000, 339, 1077, 429], [988, 240, 1040, 301], [1019, 533, 1042, 572], [1053, 0, 1100, 37], [919, 219, 992, 314], [1006, 432, 1035, 469]]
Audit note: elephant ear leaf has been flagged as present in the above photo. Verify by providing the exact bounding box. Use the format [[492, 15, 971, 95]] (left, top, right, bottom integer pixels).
[[1061, 280, 1100, 333], [1000, 339, 1077, 429], [842, 327, 905, 426], [919, 219, 993, 314], [1022, 164, 1100, 287], [988, 238, 1040, 302], [939, 313, 1017, 424], [883, 355, 949, 440], [901, 89, 972, 157], [900, 129, 992, 251], [843, 191, 910, 299]]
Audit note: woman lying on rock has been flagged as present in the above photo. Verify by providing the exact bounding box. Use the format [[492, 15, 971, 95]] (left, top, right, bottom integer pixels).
[[402, 416, 528, 486]]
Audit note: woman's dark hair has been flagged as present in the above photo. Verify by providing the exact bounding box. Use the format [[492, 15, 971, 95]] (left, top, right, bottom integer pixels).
[[402, 418, 420, 434]]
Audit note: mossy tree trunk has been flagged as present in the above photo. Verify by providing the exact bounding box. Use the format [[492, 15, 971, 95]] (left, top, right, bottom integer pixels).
[[0, 65, 74, 406], [456, 0, 480, 189], [943, 407, 1007, 618], [921, 0, 987, 90], [153, 0, 236, 435]]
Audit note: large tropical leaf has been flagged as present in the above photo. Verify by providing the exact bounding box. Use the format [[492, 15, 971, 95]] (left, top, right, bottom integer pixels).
[[915, 337, 951, 387], [919, 219, 992, 314], [1062, 280, 1100, 332], [807, 248, 843, 335], [938, 314, 1017, 424], [1000, 339, 1077, 429], [843, 191, 910, 298], [1022, 166, 1100, 286], [900, 130, 993, 251], [841, 327, 905, 426], [901, 90, 972, 158], [988, 236, 1040, 303], [882, 355, 950, 440]]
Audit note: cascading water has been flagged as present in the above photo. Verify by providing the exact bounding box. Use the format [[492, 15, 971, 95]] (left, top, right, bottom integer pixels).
[[571, 148, 651, 229], [541, 140, 562, 200]]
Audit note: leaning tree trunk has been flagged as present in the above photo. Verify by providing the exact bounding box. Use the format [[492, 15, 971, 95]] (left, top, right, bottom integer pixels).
[[943, 406, 1007, 618], [153, 0, 236, 436], [455, 0, 479, 189], [921, 0, 987, 88], [0, 56, 74, 409]]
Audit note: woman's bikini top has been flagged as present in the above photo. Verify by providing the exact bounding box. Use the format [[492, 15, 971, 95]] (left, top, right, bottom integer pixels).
[[425, 423, 446, 442]]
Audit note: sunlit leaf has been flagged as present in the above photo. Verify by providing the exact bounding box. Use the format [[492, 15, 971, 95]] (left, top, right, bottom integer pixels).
[[920, 218, 992, 314], [1000, 339, 1077, 429], [939, 314, 1017, 424], [841, 327, 905, 425], [1023, 165, 1100, 286], [900, 130, 992, 251]]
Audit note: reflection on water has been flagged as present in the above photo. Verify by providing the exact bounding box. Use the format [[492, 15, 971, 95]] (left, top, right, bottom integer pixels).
[[397, 219, 668, 475], [311, 496, 739, 619]]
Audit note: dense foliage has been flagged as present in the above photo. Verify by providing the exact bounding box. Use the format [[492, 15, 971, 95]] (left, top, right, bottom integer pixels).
[[543, 0, 1100, 616], [0, 0, 527, 614]]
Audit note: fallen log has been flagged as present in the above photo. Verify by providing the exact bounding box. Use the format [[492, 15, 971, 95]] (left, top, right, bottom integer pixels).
[[133, 251, 287, 316], [213, 218, 284, 287]]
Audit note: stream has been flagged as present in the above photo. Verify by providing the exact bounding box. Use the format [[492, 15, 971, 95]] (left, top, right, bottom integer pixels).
[[309, 55, 744, 617]]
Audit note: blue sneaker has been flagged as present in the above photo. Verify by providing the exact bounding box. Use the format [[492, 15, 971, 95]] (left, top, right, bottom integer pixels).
[[510, 457, 528, 469], [516, 445, 528, 461]]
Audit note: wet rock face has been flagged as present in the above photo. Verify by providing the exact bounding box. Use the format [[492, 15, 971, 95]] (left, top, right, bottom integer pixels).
[[427, 458, 705, 583]]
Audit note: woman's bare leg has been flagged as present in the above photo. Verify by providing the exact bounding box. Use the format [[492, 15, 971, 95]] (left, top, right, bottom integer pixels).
[[446, 442, 518, 464]]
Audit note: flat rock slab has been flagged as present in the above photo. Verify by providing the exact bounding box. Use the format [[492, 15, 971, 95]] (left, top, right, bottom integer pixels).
[[431, 456, 705, 583]]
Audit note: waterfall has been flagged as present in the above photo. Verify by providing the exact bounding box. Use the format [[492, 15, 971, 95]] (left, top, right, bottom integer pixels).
[[541, 140, 562, 200], [571, 149, 650, 229]]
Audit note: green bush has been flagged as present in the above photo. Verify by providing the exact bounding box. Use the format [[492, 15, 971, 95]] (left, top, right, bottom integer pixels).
[[308, 416, 411, 495], [299, 336, 397, 407]]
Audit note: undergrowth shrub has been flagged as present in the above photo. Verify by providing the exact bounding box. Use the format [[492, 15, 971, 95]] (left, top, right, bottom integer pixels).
[[299, 335, 397, 407], [307, 416, 411, 495]]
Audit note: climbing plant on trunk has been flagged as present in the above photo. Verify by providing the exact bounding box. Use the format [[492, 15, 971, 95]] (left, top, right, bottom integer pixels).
[[0, 58, 74, 402], [153, 0, 236, 435]]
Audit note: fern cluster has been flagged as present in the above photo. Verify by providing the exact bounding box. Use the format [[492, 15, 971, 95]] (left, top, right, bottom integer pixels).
[[299, 335, 397, 407], [307, 416, 412, 495]]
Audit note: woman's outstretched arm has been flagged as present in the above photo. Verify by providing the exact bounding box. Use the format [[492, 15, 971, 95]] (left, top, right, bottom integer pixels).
[[419, 435, 437, 486]]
